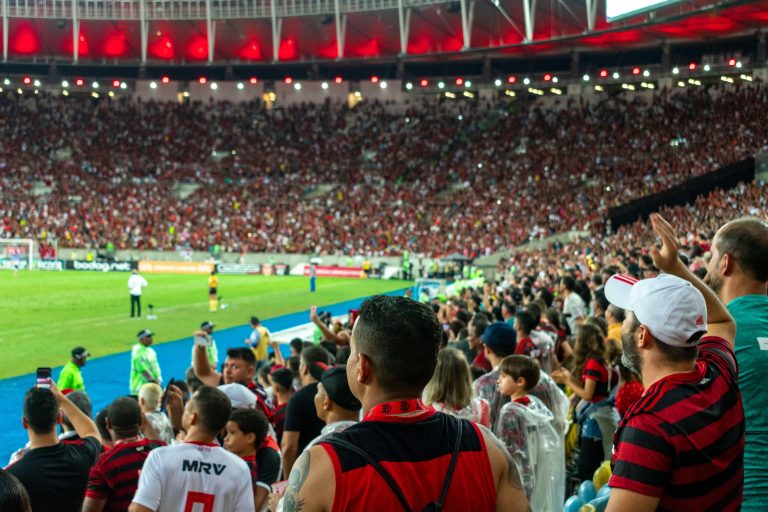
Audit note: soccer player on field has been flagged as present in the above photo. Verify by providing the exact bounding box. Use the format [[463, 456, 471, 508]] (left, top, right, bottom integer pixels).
[[208, 271, 218, 312]]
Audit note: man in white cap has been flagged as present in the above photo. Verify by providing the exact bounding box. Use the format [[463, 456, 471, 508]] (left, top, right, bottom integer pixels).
[[604, 214, 744, 512]]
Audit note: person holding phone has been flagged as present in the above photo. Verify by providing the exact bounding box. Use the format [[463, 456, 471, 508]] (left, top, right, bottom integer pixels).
[[130, 330, 162, 396], [7, 382, 102, 512], [57, 347, 89, 392]]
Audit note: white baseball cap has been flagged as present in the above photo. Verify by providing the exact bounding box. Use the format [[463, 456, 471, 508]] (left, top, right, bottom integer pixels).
[[218, 383, 257, 409], [604, 273, 707, 347]]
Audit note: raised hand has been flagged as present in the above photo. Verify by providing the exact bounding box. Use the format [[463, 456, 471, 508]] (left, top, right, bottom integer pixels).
[[649, 213, 684, 274]]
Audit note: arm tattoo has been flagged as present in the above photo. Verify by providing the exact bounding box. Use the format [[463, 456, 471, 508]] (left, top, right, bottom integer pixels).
[[478, 425, 524, 491], [283, 451, 311, 512]]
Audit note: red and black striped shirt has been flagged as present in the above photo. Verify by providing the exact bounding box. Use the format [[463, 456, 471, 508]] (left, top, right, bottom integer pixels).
[[86, 438, 165, 512], [319, 400, 497, 512], [609, 337, 745, 512], [582, 358, 609, 402]]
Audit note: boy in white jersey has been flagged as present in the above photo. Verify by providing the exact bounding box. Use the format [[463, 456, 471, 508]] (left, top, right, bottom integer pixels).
[[129, 386, 254, 512]]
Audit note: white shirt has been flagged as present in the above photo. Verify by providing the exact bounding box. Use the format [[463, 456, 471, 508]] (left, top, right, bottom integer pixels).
[[132, 442, 254, 512], [128, 274, 148, 296], [563, 292, 587, 333]]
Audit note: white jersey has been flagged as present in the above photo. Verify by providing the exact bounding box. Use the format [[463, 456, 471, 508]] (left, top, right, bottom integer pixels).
[[132, 442, 254, 512], [128, 274, 148, 296]]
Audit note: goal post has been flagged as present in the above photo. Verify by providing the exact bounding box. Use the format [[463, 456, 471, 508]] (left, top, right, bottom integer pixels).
[[0, 238, 34, 270]]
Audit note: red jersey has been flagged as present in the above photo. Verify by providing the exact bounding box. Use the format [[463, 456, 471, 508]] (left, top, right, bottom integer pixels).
[[86, 437, 165, 512], [319, 399, 497, 512], [515, 338, 537, 357], [582, 358, 609, 403], [609, 337, 745, 511]]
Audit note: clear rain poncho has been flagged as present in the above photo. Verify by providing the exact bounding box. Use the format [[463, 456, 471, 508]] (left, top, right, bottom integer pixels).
[[494, 394, 566, 512]]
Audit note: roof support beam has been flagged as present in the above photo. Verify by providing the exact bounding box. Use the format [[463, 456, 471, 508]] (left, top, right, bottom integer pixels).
[[206, 0, 215, 63], [585, 0, 598, 32], [72, 0, 79, 63], [140, 0, 147, 63], [271, 0, 281, 61], [397, 0, 411, 56], [522, 0, 535, 42], [460, 0, 475, 50], [2, 0, 8, 62], [335, 0, 346, 59]]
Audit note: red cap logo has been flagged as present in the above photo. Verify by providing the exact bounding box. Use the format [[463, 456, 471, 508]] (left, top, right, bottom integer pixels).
[[695, 315, 704, 326]]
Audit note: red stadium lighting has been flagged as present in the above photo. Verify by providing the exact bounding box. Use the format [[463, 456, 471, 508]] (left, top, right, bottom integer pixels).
[[161, 76, 170, 84], [371, 76, 379, 83], [599, 70, 608, 78], [455, 78, 464, 85], [728, 58, 737, 66], [507, 76, 516, 84], [112, 80, 120, 88], [75, 78, 84, 86], [543, 74, 551, 81], [420, 79, 428, 87], [632, 67, 641, 75], [250, 77, 258, 84], [334, 76, 342, 84], [22, 77, 31, 85], [198, 77, 207, 84], [284, 77, 293, 85], [688, 63, 696, 71]]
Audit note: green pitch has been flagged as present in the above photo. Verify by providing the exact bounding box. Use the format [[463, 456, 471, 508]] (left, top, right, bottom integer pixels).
[[0, 271, 412, 379]]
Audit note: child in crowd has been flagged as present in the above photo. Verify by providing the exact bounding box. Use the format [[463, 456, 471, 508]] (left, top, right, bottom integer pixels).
[[225, 408, 271, 511], [495, 355, 565, 512]]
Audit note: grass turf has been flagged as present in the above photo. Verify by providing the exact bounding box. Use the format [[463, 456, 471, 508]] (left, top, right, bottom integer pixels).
[[0, 271, 411, 379]]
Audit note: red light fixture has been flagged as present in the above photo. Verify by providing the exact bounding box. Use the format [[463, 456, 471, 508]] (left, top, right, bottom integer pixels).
[[22, 77, 31, 85], [599, 70, 608, 78], [455, 77, 464, 85], [371, 76, 379, 83], [161, 76, 170, 84], [420, 79, 428, 87], [112, 80, 120, 87], [728, 58, 736, 66], [198, 77, 207, 84], [334, 76, 342, 84], [507, 76, 516, 84], [688, 62, 696, 71], [632, 67, 641, 75], [543, 74, 551, 81], [284, 77, 293, 85], [250, 77, 258, 84], [75, 78, 84, 86]]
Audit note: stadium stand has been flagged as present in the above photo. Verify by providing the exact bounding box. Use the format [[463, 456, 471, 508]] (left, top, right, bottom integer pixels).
[[1, 83, 766, 257]]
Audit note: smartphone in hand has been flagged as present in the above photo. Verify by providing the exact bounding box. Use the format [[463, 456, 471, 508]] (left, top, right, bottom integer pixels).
[[161, 378, 176, 412], [194, 335, 212, 347], [36, 367, 52, 389]]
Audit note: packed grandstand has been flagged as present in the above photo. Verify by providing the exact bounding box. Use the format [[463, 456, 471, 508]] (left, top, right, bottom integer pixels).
[[2, 0, 768, 510], [1, 83, 766, 257]]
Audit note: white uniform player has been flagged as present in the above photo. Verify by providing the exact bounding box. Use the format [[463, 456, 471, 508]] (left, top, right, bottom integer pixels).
[[132, 441, 254, 512]]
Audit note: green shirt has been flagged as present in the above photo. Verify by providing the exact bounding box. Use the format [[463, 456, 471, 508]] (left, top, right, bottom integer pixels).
[[130, 343, 162, 395], [728, 294, 768, 511], [57, 361, 85, 392]]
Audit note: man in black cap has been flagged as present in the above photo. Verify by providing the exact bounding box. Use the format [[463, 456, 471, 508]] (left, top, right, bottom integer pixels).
[[309, 366, 361, 447], [57, 347, 89, 392], [130, 330, 162, 396]]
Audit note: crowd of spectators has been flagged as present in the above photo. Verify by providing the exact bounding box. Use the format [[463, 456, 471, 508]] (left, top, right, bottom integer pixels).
[[1, 82, 767, 256], [2, 196, 764, 511]]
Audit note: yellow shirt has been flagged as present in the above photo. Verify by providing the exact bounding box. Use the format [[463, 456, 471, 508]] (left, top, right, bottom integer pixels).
[[250, 325, 270, 361], [607, 322, 622, 343], [209, 275, 218, 288]]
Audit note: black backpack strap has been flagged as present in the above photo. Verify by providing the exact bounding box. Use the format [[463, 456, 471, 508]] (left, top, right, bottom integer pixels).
[[323, 437, 414, 512], [433, 418, 464, 510]]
